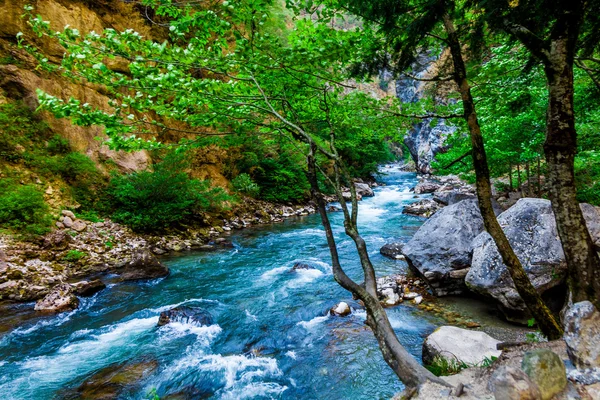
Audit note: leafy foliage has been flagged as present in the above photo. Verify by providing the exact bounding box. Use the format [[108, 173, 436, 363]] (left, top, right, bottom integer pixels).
[[106, 152, 232, 232], [231, 173, 260, 197], [0, 180, 52, 236]]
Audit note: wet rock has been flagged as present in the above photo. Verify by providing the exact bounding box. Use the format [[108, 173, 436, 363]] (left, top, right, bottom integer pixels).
[[381, 288, 401, 306], [466, 199, 567, 323], [158, 306, 213, 327], [413, 180, 441, 194], [354, 182, 374, 197], [380, 242, 405, 259], [414, 295, 423, 305], [71, 279, 106, 297], [490, 366, 542, 400], [74, 359, 158, 400], [422, 326, 501, 366], [291, 262, 316, 271], [116, 248, 170, 281], [34, 283, 79, 313], [403, 199, 484, 296], [563, 301, 600, 370], [331, 301, 351, 316], [521, 349, 567, 400], [402, 198, 443, 218]]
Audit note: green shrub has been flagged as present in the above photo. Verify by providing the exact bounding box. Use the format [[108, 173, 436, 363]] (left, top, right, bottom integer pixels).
[[107, 152, 232, 232], [232, 173, 260, 197], [77, 210, 104, 223], [425, 356, 469, 377], [0, 181, 52, 236], [53, 152, 98, 182], [47, 135, 71, 155], [62, 249, 87, 262]]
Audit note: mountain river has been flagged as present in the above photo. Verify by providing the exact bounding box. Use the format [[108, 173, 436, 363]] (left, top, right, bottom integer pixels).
[[0, 165, 524, 399]]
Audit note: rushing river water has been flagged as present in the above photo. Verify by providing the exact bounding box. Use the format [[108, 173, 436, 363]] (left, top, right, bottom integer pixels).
[[0, 166, 513, 399]]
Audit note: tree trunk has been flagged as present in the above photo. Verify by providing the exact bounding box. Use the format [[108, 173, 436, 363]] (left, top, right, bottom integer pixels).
[[305, 144, 449, 389], [537, 157, 541, 196], [442, 13, 563, 339], [544, 40, 600, 308], [526, 162, 532, 196], [517, 163, 522, 196], [509, 162, 513, 191]]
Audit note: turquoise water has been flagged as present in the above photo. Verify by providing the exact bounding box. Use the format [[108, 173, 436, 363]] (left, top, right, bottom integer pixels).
[[0, 166, 444, 399]]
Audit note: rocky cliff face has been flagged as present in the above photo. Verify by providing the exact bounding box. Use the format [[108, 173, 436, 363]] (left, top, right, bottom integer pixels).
[[0, 0, 160, 172], [0, 0, 228, 186], [396, 51, 456, 174]]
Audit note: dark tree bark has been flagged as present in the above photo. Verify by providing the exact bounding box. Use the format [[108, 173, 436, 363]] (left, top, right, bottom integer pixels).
[[526, 162, 532, 196], [537, 157, 542, 196], [509, 162, 513, 191], [502, 3, 600, 309], [517, 163, 522, 195], [442, 12, 563, 339]]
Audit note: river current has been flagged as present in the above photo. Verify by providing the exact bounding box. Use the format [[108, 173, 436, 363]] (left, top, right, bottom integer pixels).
[[0, 166, 452, 399]]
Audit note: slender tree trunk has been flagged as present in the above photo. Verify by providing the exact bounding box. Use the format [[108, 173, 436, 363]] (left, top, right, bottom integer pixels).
[[544, 41, 600, 308], [509, 162, 513, 191], [442, 13, 563, 339], [526, 162, 532, 196], [537, 157, 542, 196], [517, 163, 522, 196], [305, 145, 449, 389]]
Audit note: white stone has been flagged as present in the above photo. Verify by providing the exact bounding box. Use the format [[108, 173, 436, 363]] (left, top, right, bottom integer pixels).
[[381, 288, 400, 305], [331, 301, 351, 316], [422, 325, 502, 366], [403, 292, 419, 300], [414, 296, 423, 305]]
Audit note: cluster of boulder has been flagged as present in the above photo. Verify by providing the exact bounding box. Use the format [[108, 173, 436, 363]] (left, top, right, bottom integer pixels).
[[402, 175, 477, 218], [414, 300, 600, 399], [384, 177, 600, 323]]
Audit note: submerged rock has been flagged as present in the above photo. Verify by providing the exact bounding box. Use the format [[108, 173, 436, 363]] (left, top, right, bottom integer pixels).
[[291, 262, 316, 271], [74, 359, 158, 400], [466, 199, 567, 323], [422, 325, 501, 366], [116, 248, 170, 281], [521, 349, 567, 400], [403, 199, 484, 296], [34, 283, 79, 313], [157, 306, 213, 327], [563, 301, 600, 370], [71, 279, 106, 297]]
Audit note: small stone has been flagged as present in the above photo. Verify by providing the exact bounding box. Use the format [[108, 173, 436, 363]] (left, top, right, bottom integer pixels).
[[414, 295, 423, 305], [465, 321, 481, 328], [403, 292, 419, 300], [55, 221, 65, 229], [61, 210, 76, 220], [331, 301, 351, 317], [72, 219, 87, 232], [491, 366, 542, 400], [62, 216, 74, 228], [521, 349, 567, 400], [381, 288, 400, 305]]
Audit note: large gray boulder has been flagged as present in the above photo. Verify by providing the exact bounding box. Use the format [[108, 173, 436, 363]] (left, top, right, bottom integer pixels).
[[403, 199, 484, 296], [422, 326, 501, 366], [465, 199, 600, 323]]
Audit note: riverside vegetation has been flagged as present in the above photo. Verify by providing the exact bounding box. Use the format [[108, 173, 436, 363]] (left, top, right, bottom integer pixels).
[[0, 0, 600, 398]]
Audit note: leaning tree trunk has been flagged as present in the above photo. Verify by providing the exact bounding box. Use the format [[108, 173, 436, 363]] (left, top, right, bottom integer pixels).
[[442, 13, 563, 339], [544, 41, 600, 308], [305, 145, 449, 389]]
